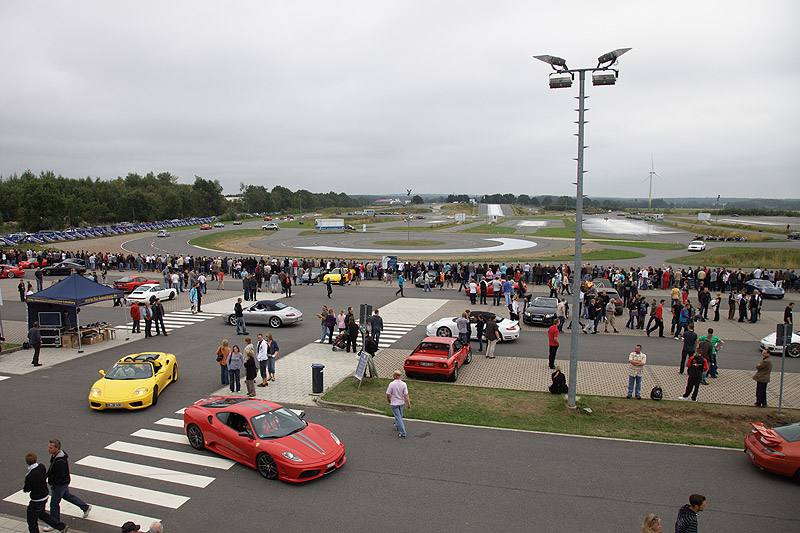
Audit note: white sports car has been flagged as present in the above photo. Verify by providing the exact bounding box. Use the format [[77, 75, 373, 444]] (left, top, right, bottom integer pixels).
[[687, 240, 706, 252], [126, 283, 178, 304], [760, 332, 800, 358], [426, 310, 520, 342]]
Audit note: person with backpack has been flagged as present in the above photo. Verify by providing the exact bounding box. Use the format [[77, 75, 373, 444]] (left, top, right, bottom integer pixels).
[[679, 348, 708, 401]]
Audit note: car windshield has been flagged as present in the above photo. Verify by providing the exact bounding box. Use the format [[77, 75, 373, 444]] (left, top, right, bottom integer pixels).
[[414, 342, 450, 355], [531, 298, 557, 308], [755, 280, 774, 288], [774, 423, 800, 443], [117, 277, 134, 283], [250, 407, 306, 439], [105, 363, 153, 380], [273, 302, 287, 310], [691, 241, 703, 245], [133, 285, 158, 293]]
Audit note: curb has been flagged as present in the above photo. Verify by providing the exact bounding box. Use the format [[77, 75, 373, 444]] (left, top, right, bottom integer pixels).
[[315, 399, 385, 415]]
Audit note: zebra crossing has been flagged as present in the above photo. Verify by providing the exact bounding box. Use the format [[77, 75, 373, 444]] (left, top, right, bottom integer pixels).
[[313, 322, 417, 349], [113, 310, 222, 334], [3, 408, 233, 529]]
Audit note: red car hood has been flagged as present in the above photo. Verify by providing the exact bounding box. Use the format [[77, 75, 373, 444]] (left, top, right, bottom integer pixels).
[[749, 422, 782, 447], [271, 422, 340, 462]]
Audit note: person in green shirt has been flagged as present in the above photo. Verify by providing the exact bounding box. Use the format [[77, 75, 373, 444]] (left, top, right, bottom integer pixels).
[[698, 327, 723, 378]]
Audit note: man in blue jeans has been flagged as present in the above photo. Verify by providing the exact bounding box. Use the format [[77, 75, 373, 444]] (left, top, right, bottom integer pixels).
[[626, 344, 646, 399], [386, 371, 411, 438], [46, 439, 90, 529]]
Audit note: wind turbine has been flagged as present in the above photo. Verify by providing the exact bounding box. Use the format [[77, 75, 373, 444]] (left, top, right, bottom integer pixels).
[[643, 155, 663, 208]]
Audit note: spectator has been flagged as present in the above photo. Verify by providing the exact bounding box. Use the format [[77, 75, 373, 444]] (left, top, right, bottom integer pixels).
[[227, 345, 244, 393], [626, 344, 646, 400], [641, 514, 661, 533], [674, 494, 706, 533], [753, 348, 773, 407], [679, 348, 708, 402], [215, 339, 231, 385], [386, 370, 411, 438]]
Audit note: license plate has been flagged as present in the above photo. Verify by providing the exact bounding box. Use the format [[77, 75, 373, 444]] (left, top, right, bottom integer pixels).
[[746, 449, 755, 460], [106, 403, 123, 407], [327, 462, 335, 469], [419, 362, 435, 367]]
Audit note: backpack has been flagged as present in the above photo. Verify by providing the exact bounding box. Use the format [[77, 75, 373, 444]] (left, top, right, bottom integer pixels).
[[650, 386, 663, 401], [688, 355, 705, 378]]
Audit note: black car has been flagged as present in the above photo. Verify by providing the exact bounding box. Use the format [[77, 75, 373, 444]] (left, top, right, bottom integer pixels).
[[789, 232, 800, 240], [41, 259, 87, 276], [523, 297, 559, 326]]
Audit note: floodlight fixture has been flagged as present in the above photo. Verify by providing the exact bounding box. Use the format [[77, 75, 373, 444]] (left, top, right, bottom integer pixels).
[[592, 72, 617, 86], [534, 54, 568, 71], [549, 73, 573, 89], [597, 48, 631, 67]]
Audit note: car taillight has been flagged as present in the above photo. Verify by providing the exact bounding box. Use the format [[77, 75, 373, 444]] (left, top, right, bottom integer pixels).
[[286, 313, 295, 317], [763, 447, 786, 457], [404, 360, 413, 366], [508, 325, 518, 331], [438, 363, 447, 368]]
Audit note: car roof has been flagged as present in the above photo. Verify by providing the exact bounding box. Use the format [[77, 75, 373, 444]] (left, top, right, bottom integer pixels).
[[195, 396, 282, 415]]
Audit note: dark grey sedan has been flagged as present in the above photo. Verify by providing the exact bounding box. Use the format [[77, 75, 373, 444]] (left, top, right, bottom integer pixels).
[[745, 279, 785, 299], [523, 297, 559, 326]]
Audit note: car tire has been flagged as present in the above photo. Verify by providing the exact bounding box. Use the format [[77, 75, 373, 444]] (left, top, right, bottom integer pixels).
[[449, 363, 459, 382], [151, 386, 158, 406], [228, 315, 238, 326], [788, 344, 800, 358], [465, 349, 472, 364], [256, 452, 279, 480], [172, 364, 178, 382], [187, 424, 205, 450], [269, 316, 282, 328], [436, 326, 451, 337], [6, 272, 14, 278], [169, 291, 176, 300]]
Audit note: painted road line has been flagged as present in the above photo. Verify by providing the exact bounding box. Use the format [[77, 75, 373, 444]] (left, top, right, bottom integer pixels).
[[131, 428, 189, 445], [0, 376, 9, 382], [68, 474, 189, 508], [76, 456, 214, 488], [155, 417, 184, 428], [175, 408, 186, 414], [3, 491, 159, 528], [106, 441, 234, 469]]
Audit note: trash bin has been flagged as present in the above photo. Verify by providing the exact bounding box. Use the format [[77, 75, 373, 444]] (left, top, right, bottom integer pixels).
[[311, 364, 325, 394]]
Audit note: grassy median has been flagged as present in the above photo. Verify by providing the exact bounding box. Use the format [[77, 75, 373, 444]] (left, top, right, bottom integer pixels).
[[669, 247, 800, 268], [322, 377, 800, 448]]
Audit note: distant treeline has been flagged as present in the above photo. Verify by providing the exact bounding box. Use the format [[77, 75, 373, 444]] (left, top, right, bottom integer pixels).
[[0, 170, 367, 232]]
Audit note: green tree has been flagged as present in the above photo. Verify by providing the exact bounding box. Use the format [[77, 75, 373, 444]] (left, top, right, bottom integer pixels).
[[411, 195, 424, 204]]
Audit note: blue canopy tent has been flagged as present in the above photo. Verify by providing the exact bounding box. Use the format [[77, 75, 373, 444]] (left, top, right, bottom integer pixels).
[[26, 273, 126, 351]]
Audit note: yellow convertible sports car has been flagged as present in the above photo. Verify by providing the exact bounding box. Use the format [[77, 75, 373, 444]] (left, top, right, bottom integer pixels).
[[322, 267, 356, 285], [89, 352, 178, 410]]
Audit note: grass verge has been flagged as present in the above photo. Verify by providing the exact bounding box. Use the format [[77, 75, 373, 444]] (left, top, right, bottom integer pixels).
[[530, 218, 594, 239], [668, 247, 800, 268], [660, 221, 774, 242], [591, 240, 685, 250], [322, 378, 799, 447], [189, 229, 263, 250]]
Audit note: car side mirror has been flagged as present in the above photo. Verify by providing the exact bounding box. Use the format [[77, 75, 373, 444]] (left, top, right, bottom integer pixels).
[[99, 370, 105, 376], [238, 430, 253, 439]]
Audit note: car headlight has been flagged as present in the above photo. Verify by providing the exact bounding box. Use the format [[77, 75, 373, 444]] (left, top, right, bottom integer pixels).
[[90, 388, 102, 397], [330, 432, 341, 445], [132, 387, 149, 396], [545, 314, 554, 318], [282, 451, 303, 462]]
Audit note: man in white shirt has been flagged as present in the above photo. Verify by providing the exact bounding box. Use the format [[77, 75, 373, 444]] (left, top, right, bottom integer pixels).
[[256, 334, 269, 387], [626, 344, 647, 399], [386, 371, 411, 438]]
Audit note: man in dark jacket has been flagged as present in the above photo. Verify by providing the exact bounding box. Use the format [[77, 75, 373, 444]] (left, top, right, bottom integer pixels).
[[47, 439, 91, 524], [23, 452, 68, 532], [152, 298, 167, 336], [29, 321, 43, 367], [679, 349, 708, 402], [675, 493, 706, 533]]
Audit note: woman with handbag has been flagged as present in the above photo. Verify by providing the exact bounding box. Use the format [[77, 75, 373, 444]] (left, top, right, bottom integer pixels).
[[227, 345, 244, 393], [216, 339, 231, 385]]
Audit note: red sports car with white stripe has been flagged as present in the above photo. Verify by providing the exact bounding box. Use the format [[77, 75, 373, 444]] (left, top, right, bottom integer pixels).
[[184, 396, 346, 482]]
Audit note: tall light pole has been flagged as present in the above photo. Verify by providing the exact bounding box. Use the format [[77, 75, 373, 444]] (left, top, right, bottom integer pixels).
[[406, 189, 412, 241], [534, 48, 631, 409]]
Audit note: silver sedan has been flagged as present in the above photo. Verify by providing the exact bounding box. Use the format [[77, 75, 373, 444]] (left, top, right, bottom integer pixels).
[[221, 300, 303, 329]]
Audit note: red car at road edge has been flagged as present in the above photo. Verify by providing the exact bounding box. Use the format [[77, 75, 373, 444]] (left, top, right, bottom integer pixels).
[[184, 396, 346, 482], [113, 276, 160, 292], [0, 264, 25, 278], [404, 336, 472, 382], [744, 421, 800, 482]]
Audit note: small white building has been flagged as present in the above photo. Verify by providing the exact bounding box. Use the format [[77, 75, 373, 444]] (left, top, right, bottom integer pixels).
[[698, 212, 712, 222], [315, 218, 345, 232]]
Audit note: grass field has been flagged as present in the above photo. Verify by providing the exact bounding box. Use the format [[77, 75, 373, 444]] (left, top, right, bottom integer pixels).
[[373, 240, 445, 246], [542, 249, 645, 262], [528, 218, 594, 239], [457, 224, 517, 234], [669, 247, 800, 268], [384, 221, 462, 232], [591, 240, 685, 250], [660, 220, 775, 242], [440, 203, 477, 215], [322, 378, 799, 447], [188, 228, 262, 249]]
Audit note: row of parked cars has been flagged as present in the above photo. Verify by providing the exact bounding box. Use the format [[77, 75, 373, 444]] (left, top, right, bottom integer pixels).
[[1, 218, 216, 247]]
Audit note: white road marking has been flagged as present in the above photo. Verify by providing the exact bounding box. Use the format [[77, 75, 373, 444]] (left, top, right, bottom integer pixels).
[[68, 474, 189, 509], [131, 428, 190, 444], [105, 441, 234, 469], [3, 491, 159, 528], [76, 456, 214, 488], [175, 408, 186, 414], [155, 417, 184, 428], [0, 376, 9, 382]]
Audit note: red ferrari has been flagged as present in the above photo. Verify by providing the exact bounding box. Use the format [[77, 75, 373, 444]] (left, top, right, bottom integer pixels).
[[113, 276, 159, 292], [744, 422, 800, 481], [404, 336, 472, 382], [18, 258, 47, 268], [199, 224, 212, 230], [184, 397, 346, 482], [0, 264, 25, 278]]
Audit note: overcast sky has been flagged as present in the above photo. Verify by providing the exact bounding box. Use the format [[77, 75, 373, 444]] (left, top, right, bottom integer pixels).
[[1, 1, 798, 199]]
